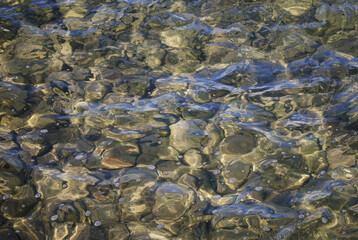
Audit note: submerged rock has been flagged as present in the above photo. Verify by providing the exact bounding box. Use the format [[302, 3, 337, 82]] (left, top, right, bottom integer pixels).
[[219, 133, 256, 155], [169, 120, 207, 153], [153, 182, 195, 220]]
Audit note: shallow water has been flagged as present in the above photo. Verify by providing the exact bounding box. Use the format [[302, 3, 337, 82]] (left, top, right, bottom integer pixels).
[[0, 0, 358, 239]]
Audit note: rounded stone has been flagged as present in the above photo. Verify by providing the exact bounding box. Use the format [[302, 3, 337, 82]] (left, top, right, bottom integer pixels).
[[220, 133, 256, 155], [169, 120, 206, 153]]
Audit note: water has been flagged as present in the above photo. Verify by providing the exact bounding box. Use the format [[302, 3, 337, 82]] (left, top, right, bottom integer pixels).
[[0, 0, 358, 239]]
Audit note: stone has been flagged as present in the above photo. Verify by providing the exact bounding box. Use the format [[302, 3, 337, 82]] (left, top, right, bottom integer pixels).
[[222, 160, 251, 190], [327, 148, 356, 169], [297, 135, 320, 155], [169, 120, 207, 153], [0, 184, 37, 219], [19, 133, 49, 157], [105, 128, 145, 141], [276, 0, 313, 16], [0, 16, 20, 45], [84, 200, 120, 225], [219, 133, 256, 155], [153, 182, 195, 220], [36, 152, 59, 166], [108, 224, 130, 240], [115, 75, 151, 97], [183, 149, 206, 168], [0, 229, 18, 240], [27, 113, 57, 130], [89, 139, 136, 169], [0, 82, 28, 116], [84, 82, 111, 101], [139, 134, 178, 160], [181, 103, 219, 120], [31, 167, 98, 201], [0, 114, 25, 130], [117, 168, 157, 221], [157, 161, 188, 181]]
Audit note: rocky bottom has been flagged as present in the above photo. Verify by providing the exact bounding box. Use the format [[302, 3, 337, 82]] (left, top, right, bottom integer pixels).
[[1, 0, 358, 239]]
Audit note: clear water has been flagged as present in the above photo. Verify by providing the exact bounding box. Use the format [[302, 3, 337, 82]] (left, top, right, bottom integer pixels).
[[0, 0, 358, 239]]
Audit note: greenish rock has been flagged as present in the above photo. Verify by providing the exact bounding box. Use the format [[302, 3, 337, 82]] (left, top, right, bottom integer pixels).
[[115, 75, 151, 97], [84, 200, 120, 225], [276, 0, 313, 16], [222, 160, 251, 190], [0, 229, 18, 240], [219, 133, 256, 155], [297, 135, 320, 155], [13, 218, 45, 240], [0, 155, 24, 172], [126, 222, 173, 240], [178, 174, 200, 190], [169, 120, 207, 153], [84, 82, 112, 101], [0, 184, 37, 219], [223, 102, 276, 123], [36, 152, 58, 166], [183, 149, 206, 168], [157, 161, 189, 180], [108, 224, 130, 240], [153, 182, 195, 220], [15, 44, 48, 59], [31, 167, 98, 201], [0, 16, 20, 45], [0, 114, 25, 130], [27, 113, 57, 130], [105, 128, 145, 141], [327, 148, 356, 169], [0, 82, 28, 116], [117, 168, 157, 221], [19, 133, 49, 157], [181, 104, 219, 120], [139, 134, 178, 160], [0, 133, 17, 151]]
